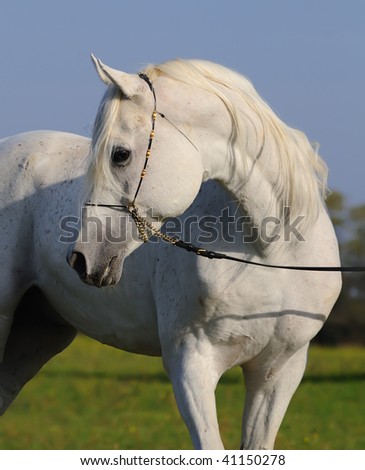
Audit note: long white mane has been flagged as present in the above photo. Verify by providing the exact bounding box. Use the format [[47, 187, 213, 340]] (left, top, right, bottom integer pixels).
[[90, 59, 328, 233]]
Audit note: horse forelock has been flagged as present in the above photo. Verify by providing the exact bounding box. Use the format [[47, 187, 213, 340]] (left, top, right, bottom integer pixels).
[[86, 86, 126, 202]]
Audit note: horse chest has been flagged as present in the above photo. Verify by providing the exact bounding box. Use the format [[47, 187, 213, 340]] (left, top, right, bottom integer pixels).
[[38, 265, 162, 356]]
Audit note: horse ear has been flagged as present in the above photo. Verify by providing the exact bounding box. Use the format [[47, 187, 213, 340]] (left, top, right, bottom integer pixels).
[[90, 54, 141, 99]]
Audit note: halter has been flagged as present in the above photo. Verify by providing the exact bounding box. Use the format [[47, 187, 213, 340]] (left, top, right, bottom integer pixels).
[[84, 73, 365, 273]]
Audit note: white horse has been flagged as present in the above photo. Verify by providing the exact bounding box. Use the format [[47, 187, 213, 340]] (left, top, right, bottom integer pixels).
[[0, 56, 341, 450]]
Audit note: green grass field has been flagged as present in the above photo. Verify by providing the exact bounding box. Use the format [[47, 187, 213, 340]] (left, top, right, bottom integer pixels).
[[0, 335, 364, 450]]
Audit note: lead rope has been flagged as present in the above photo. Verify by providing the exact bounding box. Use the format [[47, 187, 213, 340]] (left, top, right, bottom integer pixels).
[[128, 206, 365, 272]]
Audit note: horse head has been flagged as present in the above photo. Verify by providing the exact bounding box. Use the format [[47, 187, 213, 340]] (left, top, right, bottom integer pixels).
[[67, 56, 229, 287]]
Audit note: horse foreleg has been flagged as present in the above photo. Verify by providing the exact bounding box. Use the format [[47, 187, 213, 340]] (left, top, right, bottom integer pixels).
[[0, 287, 77, 415], [240, 343, 309, 449], [0, 312, 14, 362], [162, 336, 225, 450]]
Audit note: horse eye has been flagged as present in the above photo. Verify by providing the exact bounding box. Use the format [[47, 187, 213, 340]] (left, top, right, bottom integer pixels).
[[111, 147, 131, 166]]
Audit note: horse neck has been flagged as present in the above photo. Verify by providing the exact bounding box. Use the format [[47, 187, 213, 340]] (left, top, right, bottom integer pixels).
[[193, 88, 282, 241], [201, 87, 326, 254]]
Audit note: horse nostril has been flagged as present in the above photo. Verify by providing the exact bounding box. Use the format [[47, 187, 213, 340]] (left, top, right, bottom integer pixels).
[[67, 251, 87, 278]]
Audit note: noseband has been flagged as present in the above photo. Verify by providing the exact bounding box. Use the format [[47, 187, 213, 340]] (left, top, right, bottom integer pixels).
[[84, 74, 365, 272]]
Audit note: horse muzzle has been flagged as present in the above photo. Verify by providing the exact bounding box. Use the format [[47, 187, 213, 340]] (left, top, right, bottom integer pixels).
[[67, 249, 122, 287]]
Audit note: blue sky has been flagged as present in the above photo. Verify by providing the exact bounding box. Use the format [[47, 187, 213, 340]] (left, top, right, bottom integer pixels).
[[1, 0, 364, 205]]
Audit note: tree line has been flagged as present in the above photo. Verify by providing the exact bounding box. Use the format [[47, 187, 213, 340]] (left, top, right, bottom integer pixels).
[[314, 191, 365, 345]]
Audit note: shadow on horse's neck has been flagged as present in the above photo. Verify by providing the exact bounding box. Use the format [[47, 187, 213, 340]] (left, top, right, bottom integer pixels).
[[188, 178, 286, 258], [217, 155, 289, 256]]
